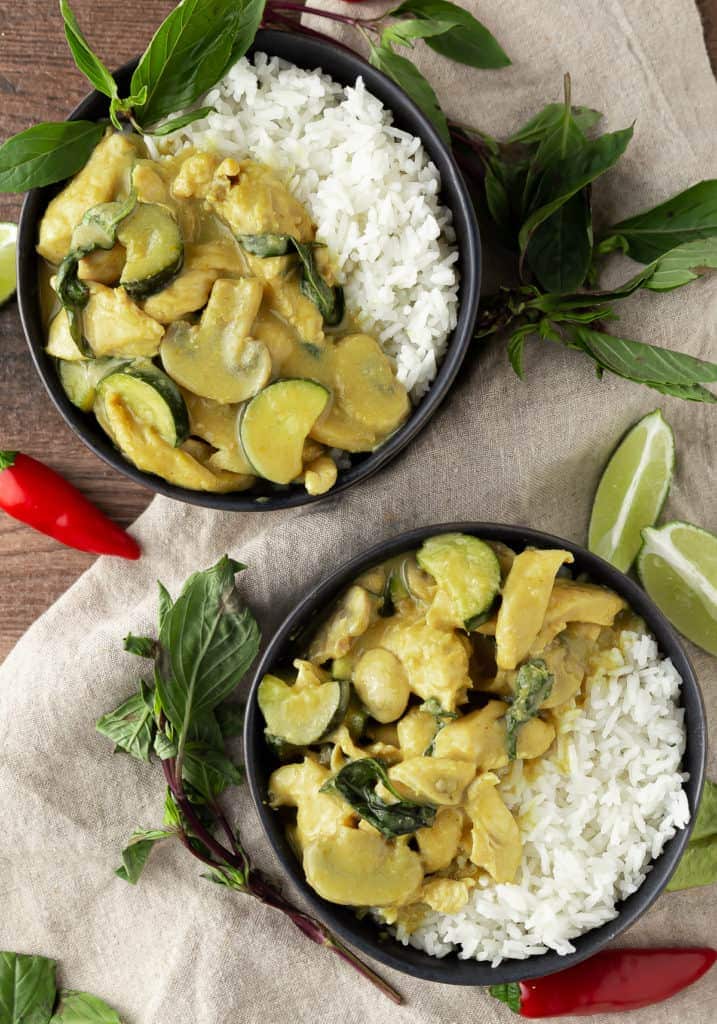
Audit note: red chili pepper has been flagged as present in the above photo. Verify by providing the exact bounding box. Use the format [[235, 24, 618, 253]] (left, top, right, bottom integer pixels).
[[0, 450, 140, 560], [490, 947, 717, 1017]]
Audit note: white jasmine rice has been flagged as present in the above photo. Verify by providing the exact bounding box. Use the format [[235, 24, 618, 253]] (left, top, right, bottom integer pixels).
[[148, 53, 459, 400], [389, 631, 689, 964]]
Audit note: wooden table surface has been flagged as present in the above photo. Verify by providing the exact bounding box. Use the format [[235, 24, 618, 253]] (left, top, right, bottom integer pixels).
[[0, 1, 715, 662]]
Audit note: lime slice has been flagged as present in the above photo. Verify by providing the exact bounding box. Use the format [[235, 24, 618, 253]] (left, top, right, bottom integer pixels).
[[588, 409, 674, 572], [0, 222, 17, 306], [638, 521, 717, 655]]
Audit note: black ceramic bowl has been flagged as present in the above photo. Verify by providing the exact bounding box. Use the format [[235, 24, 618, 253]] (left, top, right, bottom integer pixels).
[[16, 30, 480, 512], [244, 522, 707, 985]]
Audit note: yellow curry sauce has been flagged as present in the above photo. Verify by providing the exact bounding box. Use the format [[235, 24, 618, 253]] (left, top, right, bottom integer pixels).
[[38, 130, 410, 494], [259, 534, 631, 931]]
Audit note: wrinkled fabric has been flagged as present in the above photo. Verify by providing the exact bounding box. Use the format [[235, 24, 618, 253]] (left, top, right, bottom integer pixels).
[[1, 2, 716, 1021]]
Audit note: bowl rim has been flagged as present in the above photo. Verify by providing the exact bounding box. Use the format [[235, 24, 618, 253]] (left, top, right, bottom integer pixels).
[[243, 520, 707, 986], [16, 28, 481, 512]]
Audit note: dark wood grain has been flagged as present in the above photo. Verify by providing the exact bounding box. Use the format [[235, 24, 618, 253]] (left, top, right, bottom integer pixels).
[[0, 1, 715, 662]]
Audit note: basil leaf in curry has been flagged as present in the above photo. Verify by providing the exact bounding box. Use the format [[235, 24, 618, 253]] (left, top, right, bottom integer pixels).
[[321, 757, 437, 838], [290, 239, 345, 326], [505, 659, 553, 760]]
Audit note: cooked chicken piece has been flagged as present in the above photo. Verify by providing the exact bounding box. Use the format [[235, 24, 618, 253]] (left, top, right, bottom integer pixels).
[[495, 549, 574, 670], [83, 283, 165, 357], [207, 158, 315, 242], [465, 774, 522, 883], [531, 579, 626, 653], [308, 586, 377, 664], [77, 243, 126, 285]]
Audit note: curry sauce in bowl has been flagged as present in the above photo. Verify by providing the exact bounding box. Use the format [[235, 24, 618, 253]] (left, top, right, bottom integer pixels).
[[18, 31, 480, 510], [244, 523, 705, 985]]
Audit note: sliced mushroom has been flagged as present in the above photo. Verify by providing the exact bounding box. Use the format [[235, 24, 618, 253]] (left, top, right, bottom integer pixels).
[[352, 648, 410, 724], [308, 586, 377, 664]]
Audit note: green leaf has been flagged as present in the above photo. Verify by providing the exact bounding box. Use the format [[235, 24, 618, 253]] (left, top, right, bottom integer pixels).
[[131, 0, 266, 128], [215, 701, 245, 738], [571, 325, 717, 388], [390, 0, 510, 68], [157, 556, 260, 736], [606, 180, 717, 262], [506, 324, 534, 379], [642, 236, 717, 292], [182, 744, 244, 801], [201, 866, 247, 891], [508, 103, 602, 144], [0, 121, 104, 194], [483, 156, 529, 240], [59, 1, 117, 101], [692, 780, 717, 842], [150, 106, 214, 136], [505, 660, 553, 759], [519, 126, 633, 255], [96, 682, 155, 762], [489, 982, 522, 1013], [368, 44, 450, 145], [123, 633, 156, 658], [50, 990, 121, 1024], [667, 836, 717, 891], [0, 952, 57, 1024], [157, 581, 173, 632], [115, 827, 175, 884], [644, 380, 717, 404], [163, 789, 182, 827], [153, 729, 177, 760], [321, 757, 436, 838], [524, 189, 593, 291], [382, 17, 458, 49], [291, 239, 344, 325]]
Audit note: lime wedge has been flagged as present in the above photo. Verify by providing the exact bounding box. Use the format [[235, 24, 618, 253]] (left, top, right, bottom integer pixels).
[[0, 222, 18, 306], [588, 409, 674, 572], [638, 522, 717, 655]]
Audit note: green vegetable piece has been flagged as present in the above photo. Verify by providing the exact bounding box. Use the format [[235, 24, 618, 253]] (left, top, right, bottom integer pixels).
[[488, 982, 522, 1013], [417, 533, 501, 627], [0, 120, 104, 194], [258, 674, 349, 746], [390, 0, 510, 69], [58, 356, 133, 412], [0, 952, 57, 1024], [505, 660, 553, 760], [238, 233, 292, 257], [321, 757, 437, 838], [117, 202, 184, 298], [240, 379, 330, 484], [50, 989, 122, 1023], [97, 362, 190, 447], [290, 239, 344, 326], [606, 180, 717, 263]]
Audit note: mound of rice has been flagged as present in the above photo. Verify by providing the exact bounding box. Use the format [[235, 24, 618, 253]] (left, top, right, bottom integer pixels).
[[390, 631, 689, 964], [150, 53, 459, 400]]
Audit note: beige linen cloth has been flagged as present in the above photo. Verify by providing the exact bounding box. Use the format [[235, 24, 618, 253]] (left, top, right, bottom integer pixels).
[[1, 1, 716, 1021]]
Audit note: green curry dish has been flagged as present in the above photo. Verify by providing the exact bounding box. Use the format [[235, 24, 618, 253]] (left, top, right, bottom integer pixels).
[[504, 659, 554, 760], [417, 533, 501, 629], [321, 757, 437, 838], [55, 192, 138, 354]]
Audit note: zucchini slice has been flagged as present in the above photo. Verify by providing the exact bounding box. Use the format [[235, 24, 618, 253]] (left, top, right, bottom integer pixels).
[[117, 203, 183, 298], [97, 363, 189, 446], [417, 533, 501, 628], [258, 673, 349, 746], [240, 379, 330, 485], [59, 356, 133, 412]]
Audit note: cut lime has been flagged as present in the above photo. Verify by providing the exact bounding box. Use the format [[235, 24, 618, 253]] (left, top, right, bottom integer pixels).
[[638, 521, 717, 655], [0, 222, 17, 306], [588, 409, 674, 572]]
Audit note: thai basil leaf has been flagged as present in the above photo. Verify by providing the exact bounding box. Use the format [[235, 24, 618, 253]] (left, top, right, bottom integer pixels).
[[131, 0, 266, 128], [181, 744, 244, 801], [368, 43, 450, 145], [571, 325, 717, 388], [508, 103, 602, 144], [123, 633, 156, 658], [483, 156, 530, 240], [489, 983, 522, 1013], [390, 0, 510, 68], [49, 990, 121, 1024], [524, 189, 593, 292], [505, 660, 553, 759], [201, 865, 247, 890], [0, 120, 104, 193], [506, 324, 535, 379], [382, 17, 458, 49], [115, 828, 175, 884], [666, 836, 717, 891], [691, 779, 717, 842], [157, 581, 173, 632], [321, 757, 436, 837], [156, 556, 261, 735], [520, 86, 585, 217], [605, 180, 717, 262], [0, 952, 57, 1024], [519, 126, 634, 255], [291, 239, 345, 326], [238, 233, 292, 257], [150, 106, 215, 137], [95, 684, 155, 763], [215, 701, 245, 738], [59, 1, 117, 101], [641, 236, 717, 292], [642, 381, 717, 404], [153, 729, 177, 760]]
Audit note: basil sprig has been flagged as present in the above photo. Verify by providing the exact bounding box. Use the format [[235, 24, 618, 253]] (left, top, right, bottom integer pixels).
[[469, 75, 717, 402], [96, 557, 402, 1005], [0, 952, 121, 1024], [667, 779, 717, 892]]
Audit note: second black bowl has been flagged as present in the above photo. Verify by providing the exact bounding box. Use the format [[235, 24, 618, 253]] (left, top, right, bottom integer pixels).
[[16, 29, 480, 512], [244, 522, 706, 985]]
